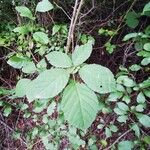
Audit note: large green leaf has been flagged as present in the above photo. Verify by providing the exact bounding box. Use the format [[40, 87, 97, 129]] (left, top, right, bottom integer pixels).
[[7, 55, 30, 69], [79, 64, 116, 94], [46, 51, 72, 68], [33, 32, 49, 44], [36, 0, 54, 12], [142, 2, 150, 16], [26, 69, 70, 102], [15, 79, 31, 97], [15, 6, 34, 20], [61, 82, 99, 130], [72, 42, 93, 66]]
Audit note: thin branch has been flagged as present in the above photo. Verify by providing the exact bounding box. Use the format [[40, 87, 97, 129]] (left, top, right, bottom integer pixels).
[[53, 1, 71, 20], [66, 0, 79, 52], [104, 129, 132, 150]]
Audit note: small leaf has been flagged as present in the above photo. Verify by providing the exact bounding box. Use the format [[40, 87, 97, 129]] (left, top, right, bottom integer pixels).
[[33, 32, 49, 44], [114, 108, 126, 115], [137, 92, 146, 104], [131, 124, 140, 138], [15, 6, 34, 20], [144, 43, 150, 51], [13, 26, 30, 35], [117, 102, 129, 112], [123, 33, 138, 41], [36, 0, 54, 12], [141, 57, 150, 66], [117, 115, 128, 123], [109, 125, 118, 132], [47, 101, 56, 115], [26, 69, 70, 102], [72, 42, 93, 66], [46, 51, 72, 68], [79, 64, 116, 94], [117, 76, 135, 87], [3, 106, 12, 117], [61, 82, 99, 130], [143, 136, 150, 144], [137, 114, 150, 127], [107, 92, 123, 102], [33, 99, 49, 113], [118, 141, 134, 150], [15, 79, 31, 97], [105, 127, 112, 138], [125, 12, 139, 28], [135, 104, 144, 112], [129, 64, 141, 71], [52, 25, 61, 35]]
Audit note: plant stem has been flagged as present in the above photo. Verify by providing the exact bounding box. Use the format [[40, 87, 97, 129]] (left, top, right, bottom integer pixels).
[[66, 0, 84, 53]]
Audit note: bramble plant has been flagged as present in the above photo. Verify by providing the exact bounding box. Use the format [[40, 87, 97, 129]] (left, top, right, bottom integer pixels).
[[0, 0, 150, 149]]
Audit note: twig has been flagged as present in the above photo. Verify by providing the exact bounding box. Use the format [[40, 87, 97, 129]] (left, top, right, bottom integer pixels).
[[104, 129, 132, 150], [0, 119, 27, 146], [66, 0, 79, 52], [66, 0, 84, 52], [53, 1, 71, 20]]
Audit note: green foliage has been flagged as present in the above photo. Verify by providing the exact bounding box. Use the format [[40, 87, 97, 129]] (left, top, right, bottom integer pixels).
[[1, 1, 150, 150], [125, 11, 139, 28], [62, 82, 99, 130], [36, 0, 54, 12], [46, 51, 72, 68], [15, 6, 34, 20]]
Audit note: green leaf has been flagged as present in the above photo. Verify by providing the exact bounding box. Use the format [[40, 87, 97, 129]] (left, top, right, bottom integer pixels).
[[117, 76, 135, 87], [13, 26, 30, 35], [7, 55, 30, 69], [137, 92, 146, 104], [123, 33, 138, 41], [118, 141, 134, 150], [129, 64, 141, 71], [3, 106, 12, 117], [114, 108, 126, 115], [143, 136, 150, 144], [33, 32, 49, 44], [33, 99, 49, 113], [117, 102, 129, 112], [26, 69, 70, 102], [117, 115, 128, 123], [109, 125, 118, 132], [72, 42, 93, 66], [131, 124, 140, 137], [105, 127, 112, 138], [107, 92, 123, 102], [36, 0, 54, 12], [61, 82, 99, 130], [15, 6, 34, 20], [137, 114, 150, 127], [125, 12, 139, 28], [47, 101, 56, 115], [15, 79, 31, 97], [135, 104, 144, 112], [142, 2, 150, 16], [141, 57, 150, 66], [22, 61, 36, 74], [46, 51, 72, 68], [52, 25, 61, 35], [79, 64, 116, 94], [144, 43, 150, 51]]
